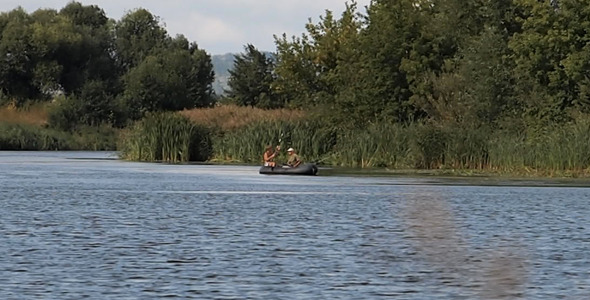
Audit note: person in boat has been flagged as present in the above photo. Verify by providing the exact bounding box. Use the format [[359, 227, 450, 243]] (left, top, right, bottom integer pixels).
[[286, 148, 302, 168], [263, 145, 280, 167]]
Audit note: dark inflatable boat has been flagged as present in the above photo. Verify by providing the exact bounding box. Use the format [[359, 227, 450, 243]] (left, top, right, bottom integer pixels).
[[259, 163, 318, 176]]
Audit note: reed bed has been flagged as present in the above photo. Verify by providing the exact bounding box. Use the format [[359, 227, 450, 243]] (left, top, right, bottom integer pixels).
[[71, 125, 119, 151], [209, 116, 590, 176], [212, 118, 336, 164], [324, 120, 590, 173], [119, 112, 212, 163], [326, 123, 412, 168], [0, 104, 48, 126], [488, 119, 590, 173], [0, 123, 118, 151], [0, 123, 69, 150], [180, 104, 306, 131]]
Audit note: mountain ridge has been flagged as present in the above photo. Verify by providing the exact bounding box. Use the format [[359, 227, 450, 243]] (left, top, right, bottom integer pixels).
[[211, 51, 274, 96]]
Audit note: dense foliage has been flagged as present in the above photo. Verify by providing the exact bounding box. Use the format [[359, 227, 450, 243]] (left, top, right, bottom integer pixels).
[[0, 2, 215, 130], [225, 44, 281, 108], [253, 0, 590, 130]]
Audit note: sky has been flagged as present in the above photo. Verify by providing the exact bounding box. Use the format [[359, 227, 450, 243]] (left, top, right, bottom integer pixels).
[[1, 0, 372, 55]]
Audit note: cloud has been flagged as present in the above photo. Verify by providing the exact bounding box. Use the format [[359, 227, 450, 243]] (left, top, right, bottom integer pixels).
[[164, 11, 245, 53]]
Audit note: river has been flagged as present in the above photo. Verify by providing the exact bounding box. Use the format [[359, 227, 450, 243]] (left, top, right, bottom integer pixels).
[[1, 151, 589, 299]]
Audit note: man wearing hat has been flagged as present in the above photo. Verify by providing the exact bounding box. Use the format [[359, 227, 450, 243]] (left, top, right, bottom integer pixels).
[[286, 148, 302, 168]]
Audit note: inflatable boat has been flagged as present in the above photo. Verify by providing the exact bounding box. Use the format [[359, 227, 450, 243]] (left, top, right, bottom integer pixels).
[[259, 163, 318, 176]]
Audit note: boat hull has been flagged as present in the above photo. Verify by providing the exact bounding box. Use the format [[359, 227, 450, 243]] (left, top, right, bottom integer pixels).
[[259, 163, 318, 176]]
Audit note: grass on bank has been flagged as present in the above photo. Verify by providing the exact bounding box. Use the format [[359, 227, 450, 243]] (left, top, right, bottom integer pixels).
[[0, 123, 117, 150], [5, 102, 590, 178], [211, 118, 336, 164], [118, 112, 212, 163], [180, 104, 306, 131], [0, 104, 48, 126], [0, 104, 117, 151], [207, 113, 590, 177]]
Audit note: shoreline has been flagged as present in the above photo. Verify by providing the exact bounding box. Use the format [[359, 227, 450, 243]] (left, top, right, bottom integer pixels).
[[4, 150, 590, 183]]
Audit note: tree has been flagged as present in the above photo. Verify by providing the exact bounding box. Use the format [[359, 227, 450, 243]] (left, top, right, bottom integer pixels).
[[60, 1, 109, 28], [48, 80, 117, 130], [274, 4, 362, 111], [58, 2, 118, 93], [114, 9, 168, 71], [408, 0, 518, 126], [226, 44, 279, 108], [0, 8, 39, 105], [187, 42, 216, 108], [121, 46, 215, 120], [344, 0, 424, 124], [508, 0, 588, 123]]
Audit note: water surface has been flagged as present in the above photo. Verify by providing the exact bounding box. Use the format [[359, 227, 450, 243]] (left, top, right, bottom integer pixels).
[[1, 151, 589, 299]]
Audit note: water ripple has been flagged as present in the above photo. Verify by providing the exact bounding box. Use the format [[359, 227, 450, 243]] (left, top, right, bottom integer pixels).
[[1, 152, 590, 299]]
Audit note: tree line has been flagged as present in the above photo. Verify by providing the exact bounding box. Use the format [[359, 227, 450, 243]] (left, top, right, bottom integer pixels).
[[0, 2, 214, 130], [226, 0, 590, 131], [3, 0, 590, 134]]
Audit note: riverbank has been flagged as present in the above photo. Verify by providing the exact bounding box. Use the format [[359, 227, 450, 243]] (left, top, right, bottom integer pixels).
[[4, 104, 590, 179]]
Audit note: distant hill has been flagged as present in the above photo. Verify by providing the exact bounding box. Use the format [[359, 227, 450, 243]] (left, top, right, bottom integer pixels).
[[211, 53, 234, 96], [211, 51, 275, 96]]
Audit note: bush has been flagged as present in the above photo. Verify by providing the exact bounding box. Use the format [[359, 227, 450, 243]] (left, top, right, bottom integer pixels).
[[48, 81, 118, 131]]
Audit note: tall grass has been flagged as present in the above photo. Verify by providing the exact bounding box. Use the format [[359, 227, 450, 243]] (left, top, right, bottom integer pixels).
[[488, 118, 590, 173], [324, 118, 590, 174], [119, 112, 212, 163], [212, 118, 336, 164], [180, 104, 306, 131], [326, 122, 412, 168], [0, 123, 70, 150], [326, 122, 488, 169], [0, 123, 116, 150], [0, 104, 48, 126]]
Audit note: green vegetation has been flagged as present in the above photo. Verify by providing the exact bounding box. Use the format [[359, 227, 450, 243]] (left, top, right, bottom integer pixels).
[[209, 116, 590, 176], [0, 2, 214, 128], [0, 123, 117, 150], [180, 104, 305, 131], [0, 2, 214, 152], [211, 118, 336, 164], [3, 1, 590, 177], [118, 112, 212, 163], [224, 45, 280, 108]]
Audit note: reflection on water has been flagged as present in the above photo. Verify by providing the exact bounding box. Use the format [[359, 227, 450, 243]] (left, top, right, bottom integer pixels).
[[1, 152, 589, 299], [402, 188, 528, 299]]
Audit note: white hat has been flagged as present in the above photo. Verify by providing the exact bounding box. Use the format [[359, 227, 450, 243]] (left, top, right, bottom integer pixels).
[[287, 148, 294, 152]]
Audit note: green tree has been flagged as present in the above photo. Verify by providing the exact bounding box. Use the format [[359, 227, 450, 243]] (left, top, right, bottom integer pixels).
[[554, 0, 590, 113], [58, 2, 118, 94], [121, 46, 215, 120], [29, 3, 121, 128], [187, 42, 216, 108], [48, 80, 117, 130], [0, 8, 39, 105], [411, 0, 518, 126], [115, 9, 168, 71], [508, 0, 588, 123], [274, 4, 361, 111], [344, 0, 424, 124], [30, 8, 82, 96], [226, 44, 279, 108]]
